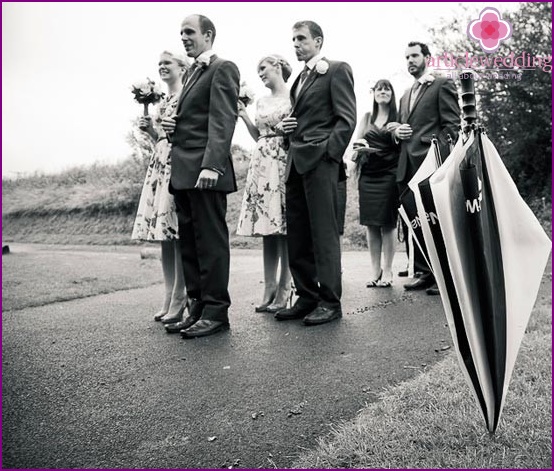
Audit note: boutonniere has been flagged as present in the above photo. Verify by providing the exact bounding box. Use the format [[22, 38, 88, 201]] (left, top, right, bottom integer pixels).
[[197, 55, 211, 69], [420, 73, 436, 86], [315, 60, 329, 75]]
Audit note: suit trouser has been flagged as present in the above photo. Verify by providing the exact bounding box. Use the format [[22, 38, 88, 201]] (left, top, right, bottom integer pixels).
[[173, 189, 231, 322], [286, 160, 342, 309]]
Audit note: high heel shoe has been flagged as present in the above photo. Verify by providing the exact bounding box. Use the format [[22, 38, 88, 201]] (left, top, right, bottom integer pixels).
[[255, 291, 276, 312], [154, 309, 169, 322], [160, 304, 186, 324], [266, 287, 292, 313]]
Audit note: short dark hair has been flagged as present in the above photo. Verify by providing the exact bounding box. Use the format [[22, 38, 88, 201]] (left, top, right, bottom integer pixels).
[[293, 20, 324, 47], [197, 14, 216, 44], [370, 79, 398, 124], [407, 41, 431, 57]]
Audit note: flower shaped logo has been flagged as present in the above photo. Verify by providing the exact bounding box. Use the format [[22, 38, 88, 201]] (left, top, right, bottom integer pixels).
[[468, 7, 512, 53]]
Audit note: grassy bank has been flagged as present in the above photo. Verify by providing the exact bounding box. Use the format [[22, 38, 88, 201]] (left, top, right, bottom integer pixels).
[[293, 277, 552, 468], [2, 154, 550, 249], [2, 155, 367, 249]]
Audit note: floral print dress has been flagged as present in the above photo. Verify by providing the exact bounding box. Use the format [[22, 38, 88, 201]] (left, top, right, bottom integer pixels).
[[237, 95, 291, 236], [131, 93, 180, 241]]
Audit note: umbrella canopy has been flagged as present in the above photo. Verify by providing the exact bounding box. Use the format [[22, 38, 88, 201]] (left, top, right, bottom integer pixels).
[[410, 135, 492, 430], [428, 128, 551, 432]]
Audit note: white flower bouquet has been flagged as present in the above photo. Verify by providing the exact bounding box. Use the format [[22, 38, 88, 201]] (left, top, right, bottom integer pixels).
[[131, 78, 165, 116], [238, 81, 255, 106]]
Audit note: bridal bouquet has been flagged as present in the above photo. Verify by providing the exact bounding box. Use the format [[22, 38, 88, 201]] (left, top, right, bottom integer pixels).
[[131, 78, 165, 116], [238, 81, 255, 106]]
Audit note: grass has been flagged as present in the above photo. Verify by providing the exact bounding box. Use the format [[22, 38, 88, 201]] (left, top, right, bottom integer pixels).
[[1, 245, 164, 312], [292, 278, 552, 469], [2, 154, 367, 249], [2, 150, 549, 250]]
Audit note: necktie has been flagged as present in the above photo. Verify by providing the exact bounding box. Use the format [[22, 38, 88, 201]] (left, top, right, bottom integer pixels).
[[409, 81, 421, 112], [184, 62, 199, 85], [296, 65, 310, 98]]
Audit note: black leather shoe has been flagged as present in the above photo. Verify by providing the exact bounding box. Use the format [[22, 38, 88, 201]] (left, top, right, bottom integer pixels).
[[274, 303, 316, 321], [303, 306, 342, 326], [404, 277, 434, 291], [180, 319, 230, 338], [426, 284, 440, 296], [165, 319, 195, 334]]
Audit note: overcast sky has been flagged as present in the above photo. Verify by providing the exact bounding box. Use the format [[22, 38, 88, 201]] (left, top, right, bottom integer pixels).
[[2, 1, 515, 177]]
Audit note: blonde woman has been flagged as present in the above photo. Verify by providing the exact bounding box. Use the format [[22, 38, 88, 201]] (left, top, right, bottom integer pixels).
[[237, 55, 293, 313], [132, 51, 189, 323]]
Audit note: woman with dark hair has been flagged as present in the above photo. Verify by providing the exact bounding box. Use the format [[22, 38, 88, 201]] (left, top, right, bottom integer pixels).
[[236, 55, 293, 312], [351, 79, 400, 287]]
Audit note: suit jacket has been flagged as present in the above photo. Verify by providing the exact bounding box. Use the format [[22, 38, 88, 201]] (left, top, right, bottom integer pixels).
[[170, 55, 240, 193], [286, 58, 356, 178], [396, 76, 460, 183]]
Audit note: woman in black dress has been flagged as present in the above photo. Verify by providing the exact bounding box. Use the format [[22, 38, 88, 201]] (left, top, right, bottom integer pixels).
[[352, 79, 400, 287]]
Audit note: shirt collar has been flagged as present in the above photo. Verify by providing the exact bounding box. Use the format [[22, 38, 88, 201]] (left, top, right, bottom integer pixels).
[[415, 69, 429, 85], [305, 53, 324, 71], [196, 50, 216, 64]]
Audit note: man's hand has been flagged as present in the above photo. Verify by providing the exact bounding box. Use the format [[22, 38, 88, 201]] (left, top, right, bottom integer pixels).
[[195, 169, 220, 190], [160, 116, 177, 135], [394, 123, 413, 141], [276, 116, 297, 135]]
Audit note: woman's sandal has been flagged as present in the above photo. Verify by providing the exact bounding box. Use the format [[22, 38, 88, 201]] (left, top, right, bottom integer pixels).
[[376, 279, 393, 288], [366, 270, 383, 288]]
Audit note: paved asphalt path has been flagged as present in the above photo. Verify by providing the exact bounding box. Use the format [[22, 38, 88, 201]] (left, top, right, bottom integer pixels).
[[3, 244, 454, 469]]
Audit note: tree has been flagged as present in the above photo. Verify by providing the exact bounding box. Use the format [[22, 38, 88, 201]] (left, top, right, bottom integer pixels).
[[430, 2, 552, 198]]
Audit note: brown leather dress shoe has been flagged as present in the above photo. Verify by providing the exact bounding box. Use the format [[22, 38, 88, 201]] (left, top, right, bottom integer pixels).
[[274, 303, 316, 321], [303, 306, 342, 326], [180, 319, 230, 338]]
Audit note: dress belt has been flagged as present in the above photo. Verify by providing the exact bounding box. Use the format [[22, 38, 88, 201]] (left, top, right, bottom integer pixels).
[[257, 133, 282, 141]]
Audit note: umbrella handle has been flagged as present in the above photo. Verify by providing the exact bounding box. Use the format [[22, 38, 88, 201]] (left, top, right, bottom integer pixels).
[[460, 69, 478, 136]]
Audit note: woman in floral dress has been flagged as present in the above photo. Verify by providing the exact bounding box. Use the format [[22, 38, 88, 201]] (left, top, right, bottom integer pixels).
[[237, 55, 293, 313], [132, 51, 189, 323]]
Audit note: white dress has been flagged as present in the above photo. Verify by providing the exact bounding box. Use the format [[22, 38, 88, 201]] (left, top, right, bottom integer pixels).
[[131, 93, 180, 241], [236, 95, 291, 236]]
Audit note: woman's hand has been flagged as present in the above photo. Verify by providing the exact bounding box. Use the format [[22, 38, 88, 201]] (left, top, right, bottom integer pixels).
[[237, 101, 248, 119], [160, 116, 177, 136], [394, 123, 413, 141], [276, 116, 297, 135], [138, 116, 153, 132], [386, 121, 401, 133], [352, 138, 369, 150]]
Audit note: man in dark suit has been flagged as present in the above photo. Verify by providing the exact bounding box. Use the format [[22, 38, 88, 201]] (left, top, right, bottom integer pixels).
[[395, 41, 460, 295], [275, 20, 356, 325], [161, 14, 239, 338]]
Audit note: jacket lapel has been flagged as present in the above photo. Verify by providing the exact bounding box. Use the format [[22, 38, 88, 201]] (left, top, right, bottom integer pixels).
[[290, 65, 320, 115], [177, 55, 217, 111], [295, 68, 318, 103], [407, 82, 430, 120]]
